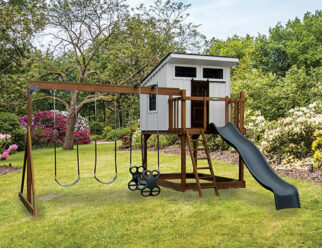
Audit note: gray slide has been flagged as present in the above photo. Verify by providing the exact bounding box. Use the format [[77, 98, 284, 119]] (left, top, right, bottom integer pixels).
[[209, 122, 300, 210]]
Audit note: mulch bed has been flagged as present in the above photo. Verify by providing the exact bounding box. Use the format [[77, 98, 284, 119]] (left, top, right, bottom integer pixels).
[[0, 164, 21, 176], [146, 146, 322, 183]]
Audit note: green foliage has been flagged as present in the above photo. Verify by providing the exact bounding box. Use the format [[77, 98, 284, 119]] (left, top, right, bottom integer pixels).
[[254, 11, 322, 75], [0, 112, 26, 150], [89, 121, 105, 135], [206, 135, 229, 151], [105, 127, 131, 141], [231, 66, 321, 120]]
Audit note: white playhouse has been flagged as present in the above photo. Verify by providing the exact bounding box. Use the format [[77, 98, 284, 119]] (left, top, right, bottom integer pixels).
[[140, 53, 238, 131]]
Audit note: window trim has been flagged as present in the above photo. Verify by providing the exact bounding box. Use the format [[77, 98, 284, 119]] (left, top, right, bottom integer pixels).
[[201, 66, 225, 80], [174, 65, 197, 79], [148, 94, 157, 112]]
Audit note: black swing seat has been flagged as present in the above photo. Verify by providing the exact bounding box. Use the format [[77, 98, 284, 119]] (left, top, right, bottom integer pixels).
[[140, 169, 161, 197], [128, 166, 147, 191]]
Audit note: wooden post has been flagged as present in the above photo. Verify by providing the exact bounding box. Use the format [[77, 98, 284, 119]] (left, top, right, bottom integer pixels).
[[174, 100, 176, 130], [234, 100, 239, 128], [239, 155, 245, 182], [176, 100, 179, 131], [203, 99, 207, 129], [181, 90, 186, 132], [238, 92, 246, 182], [225, 96, 229, 124], [168, 96, 173, 132], [143, 134, 149, 170], [19, 87, 37, 217], [240, 92, 245, 134], [180, 135, 186, 188], [230, 100, 233, 123], [193, 140, 198, 167]]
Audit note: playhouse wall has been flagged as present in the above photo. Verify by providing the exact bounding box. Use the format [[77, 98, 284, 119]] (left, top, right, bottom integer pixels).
[[167, 63, 230, 128], [140, 64, 169, 131], [140, 62, 231, 131]]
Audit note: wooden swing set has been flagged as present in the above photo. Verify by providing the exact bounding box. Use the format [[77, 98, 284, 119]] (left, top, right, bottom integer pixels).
[[19, 80, 245, 217]]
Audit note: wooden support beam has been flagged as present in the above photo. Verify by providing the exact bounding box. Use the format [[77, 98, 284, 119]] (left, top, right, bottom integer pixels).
[[239, 155, 245, 182], [27, 81, 181, 96], [180, 135, 186, 187]]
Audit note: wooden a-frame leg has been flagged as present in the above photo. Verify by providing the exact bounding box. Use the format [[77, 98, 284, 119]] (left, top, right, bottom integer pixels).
[[19, 127, 37, 217], [239, 154, 244, 182]]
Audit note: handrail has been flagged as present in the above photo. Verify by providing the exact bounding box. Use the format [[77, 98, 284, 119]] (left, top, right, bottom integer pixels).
[[168, 91, 246, 134]]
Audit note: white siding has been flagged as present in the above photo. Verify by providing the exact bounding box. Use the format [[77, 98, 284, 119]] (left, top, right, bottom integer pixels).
[[140, 55, 236, 131], [140, 64, 168, 131]]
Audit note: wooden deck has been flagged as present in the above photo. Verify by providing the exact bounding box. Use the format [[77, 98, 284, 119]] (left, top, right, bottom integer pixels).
[[158, 173, 245, 192]]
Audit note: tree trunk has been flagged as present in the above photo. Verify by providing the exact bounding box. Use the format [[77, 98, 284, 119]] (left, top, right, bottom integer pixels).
[[63, 91, 78, 150]]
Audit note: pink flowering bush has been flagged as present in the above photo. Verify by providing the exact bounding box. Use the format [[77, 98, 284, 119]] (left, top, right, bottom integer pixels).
[[0, 134, 18, 160], [19, 110, 91, 146]]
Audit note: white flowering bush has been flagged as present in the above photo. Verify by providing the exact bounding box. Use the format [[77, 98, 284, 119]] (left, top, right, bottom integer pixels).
[[260, 102, 322, 163], [57, 111, 90, 132], [244, 110, 269, 144]]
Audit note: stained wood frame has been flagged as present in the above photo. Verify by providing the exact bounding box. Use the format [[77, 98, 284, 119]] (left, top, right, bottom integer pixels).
[[20, 80, 246, 216], [20, 81, 182, 216]]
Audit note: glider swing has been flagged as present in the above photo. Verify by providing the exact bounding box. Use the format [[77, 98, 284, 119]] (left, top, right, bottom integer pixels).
[[127, 84, 161, 197]]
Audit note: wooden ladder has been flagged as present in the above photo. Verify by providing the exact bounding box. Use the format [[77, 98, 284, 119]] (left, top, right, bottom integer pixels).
[[186, 129, 219, 197]]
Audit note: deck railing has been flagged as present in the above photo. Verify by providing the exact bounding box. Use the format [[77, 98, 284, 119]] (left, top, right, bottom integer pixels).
[[168, 91, 245, 134]]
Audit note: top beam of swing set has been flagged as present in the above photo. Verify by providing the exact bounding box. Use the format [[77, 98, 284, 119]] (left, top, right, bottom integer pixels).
[[27, 81, 182, 95]]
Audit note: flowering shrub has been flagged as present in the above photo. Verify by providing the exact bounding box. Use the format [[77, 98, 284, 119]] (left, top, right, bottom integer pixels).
[[58, 111, 90, 131], [119, 128, 135, 149], [0, 134, 18, 160], [0, 113, 26, 150], [244, 110, 269, 144], [73, 129, 91, 144], [312, 130, 322, 168], [19, 111, 91, 146], [260, 102, 322, 163]]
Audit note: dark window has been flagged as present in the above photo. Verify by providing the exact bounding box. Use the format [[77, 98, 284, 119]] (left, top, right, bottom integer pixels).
[[203, 68, 223, 79], [149, 94, 156, 111], [175, 66, 196, 78]]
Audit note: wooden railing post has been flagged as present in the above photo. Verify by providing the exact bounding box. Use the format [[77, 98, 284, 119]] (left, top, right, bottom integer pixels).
[[168, 96, 173, 132], [240, 91, 246, 134], [234, 99, 239, 128], [203, 99, 207, 129], [181, 90, 186, 132], [225, 96, 229, 124]]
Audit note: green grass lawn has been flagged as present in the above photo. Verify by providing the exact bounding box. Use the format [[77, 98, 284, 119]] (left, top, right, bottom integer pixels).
[[0, 143, 321, 248]]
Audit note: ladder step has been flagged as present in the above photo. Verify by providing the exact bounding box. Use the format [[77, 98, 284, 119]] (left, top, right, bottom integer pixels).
[[196, 157, 208, 160], [192, 139, 204, 142], [197, 167, 211, 170], [193, 148, 206, 151], [198, 175, 214, 180]]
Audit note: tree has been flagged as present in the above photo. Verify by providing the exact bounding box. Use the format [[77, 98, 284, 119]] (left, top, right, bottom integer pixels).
[[35, 0, 205, 150], [253, 10, 322, 76], [0, 0, 46, 115]]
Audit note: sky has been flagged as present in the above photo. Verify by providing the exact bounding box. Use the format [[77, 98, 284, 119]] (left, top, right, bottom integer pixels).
[[129, 0, 321, 40]]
